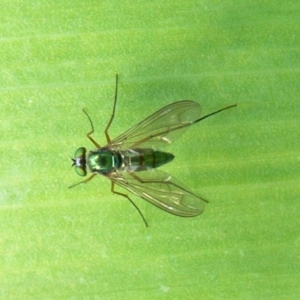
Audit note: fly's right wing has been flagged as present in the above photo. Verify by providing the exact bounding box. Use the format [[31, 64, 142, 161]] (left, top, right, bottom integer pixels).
[[109, 100, 202, 150]]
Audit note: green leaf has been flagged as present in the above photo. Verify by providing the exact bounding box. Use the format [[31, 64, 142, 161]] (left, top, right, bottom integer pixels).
[[1, 1, 299, 299]]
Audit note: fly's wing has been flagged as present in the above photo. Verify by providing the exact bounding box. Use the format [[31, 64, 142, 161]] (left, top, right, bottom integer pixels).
[[110, 169, 208, 217], [109, 100, 201, 150]]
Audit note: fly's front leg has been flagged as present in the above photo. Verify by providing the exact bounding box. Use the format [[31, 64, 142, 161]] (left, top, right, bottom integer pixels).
[[104, 74, 119, 144], [82, 109, 102, 148], [111, 181, 148, 227], [69, 173, 97, 188]]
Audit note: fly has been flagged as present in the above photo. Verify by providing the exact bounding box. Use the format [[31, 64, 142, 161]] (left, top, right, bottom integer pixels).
[[70, 75, 236, 227]]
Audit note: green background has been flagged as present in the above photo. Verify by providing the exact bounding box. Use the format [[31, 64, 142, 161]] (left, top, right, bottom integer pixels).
[[1, 1, 299, 299]]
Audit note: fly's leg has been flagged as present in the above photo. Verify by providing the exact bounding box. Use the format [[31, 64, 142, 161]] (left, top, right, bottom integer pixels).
[[111, 181, 148, 227], [82, 109, 102, 148], [104, 74, 119, 144], [82, 75, 119, 148], [69, 173, 97, 189], [194, 104, 237, 124]]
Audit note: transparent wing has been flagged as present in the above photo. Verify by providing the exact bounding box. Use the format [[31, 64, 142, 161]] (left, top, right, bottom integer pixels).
[[110, 169, 208, 217], [109, 100, 201, 150]]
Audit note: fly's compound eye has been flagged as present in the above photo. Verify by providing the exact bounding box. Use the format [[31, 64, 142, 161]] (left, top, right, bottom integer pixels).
[[73, 147, 87, 176]]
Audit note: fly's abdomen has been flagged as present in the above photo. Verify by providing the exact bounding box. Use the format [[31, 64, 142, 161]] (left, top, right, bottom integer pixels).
[[123, 148, 174, 172]]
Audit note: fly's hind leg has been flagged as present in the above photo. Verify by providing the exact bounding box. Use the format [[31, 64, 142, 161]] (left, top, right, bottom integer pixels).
[[111, 181, 148, 227]]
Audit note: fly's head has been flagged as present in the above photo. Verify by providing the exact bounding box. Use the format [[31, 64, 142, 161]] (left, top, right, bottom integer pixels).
[[72, 147, 87, 176]]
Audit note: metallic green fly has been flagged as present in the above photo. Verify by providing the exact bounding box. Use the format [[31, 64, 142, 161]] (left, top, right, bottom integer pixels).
[[70, 75, 236, 226]]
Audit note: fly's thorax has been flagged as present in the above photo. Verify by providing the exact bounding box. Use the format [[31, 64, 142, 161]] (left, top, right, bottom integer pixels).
[[87, 148, 122, 175], [121, 148, 174, 172]]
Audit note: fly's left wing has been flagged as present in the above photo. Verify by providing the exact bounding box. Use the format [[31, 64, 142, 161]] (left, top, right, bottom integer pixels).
[[110, 169, 208, 217]]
